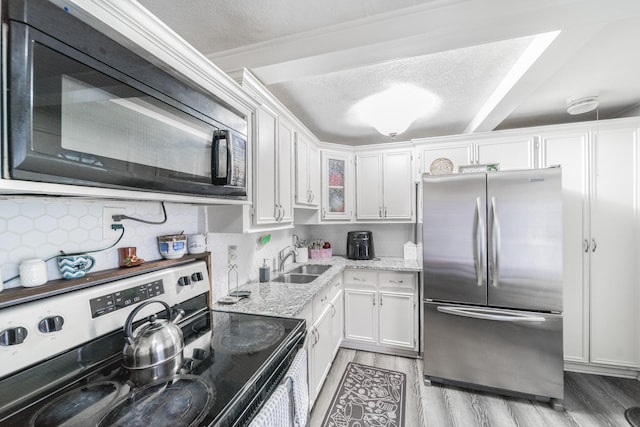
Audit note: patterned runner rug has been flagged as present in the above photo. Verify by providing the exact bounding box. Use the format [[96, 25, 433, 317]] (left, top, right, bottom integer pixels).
[[321, 362, 406, 427]]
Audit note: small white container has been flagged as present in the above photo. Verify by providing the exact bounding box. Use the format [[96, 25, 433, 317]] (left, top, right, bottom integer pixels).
[[187, 234, 207, 254], [19, 258, 48, 287], [295, 248, 309, 263]]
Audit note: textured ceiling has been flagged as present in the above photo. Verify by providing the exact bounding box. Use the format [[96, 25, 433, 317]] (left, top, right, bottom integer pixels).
[[140, 0, 640, 145], [268, 37, 533, 144]]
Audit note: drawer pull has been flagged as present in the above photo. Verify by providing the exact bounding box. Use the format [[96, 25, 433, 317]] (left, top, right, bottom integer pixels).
[[353, 277, 366, 282], [389, 280, 404, 284]]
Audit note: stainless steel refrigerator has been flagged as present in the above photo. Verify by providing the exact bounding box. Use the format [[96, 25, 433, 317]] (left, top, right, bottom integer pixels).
[[422, 168, 563, 406]]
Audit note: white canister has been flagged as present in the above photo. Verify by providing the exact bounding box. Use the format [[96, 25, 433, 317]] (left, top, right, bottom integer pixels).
[[295, 247, 309, 263], [19, 258, 48, 287], [187, 234, 207, 254]]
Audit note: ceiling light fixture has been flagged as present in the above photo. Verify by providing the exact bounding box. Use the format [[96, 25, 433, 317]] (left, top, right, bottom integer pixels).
[[566, 95, 599, 115], [352, 84, 440, 140]]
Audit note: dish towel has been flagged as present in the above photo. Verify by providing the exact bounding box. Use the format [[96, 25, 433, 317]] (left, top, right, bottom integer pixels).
[[249, 383, 292, 427], [285, 348, 309, 427]]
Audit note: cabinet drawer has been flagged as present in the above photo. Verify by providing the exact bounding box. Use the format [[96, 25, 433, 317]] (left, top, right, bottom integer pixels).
[[379, 272, 415, 290], [344, 270, 377, 286]]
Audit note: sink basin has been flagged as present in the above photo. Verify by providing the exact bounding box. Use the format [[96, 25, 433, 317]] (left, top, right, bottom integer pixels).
[[273, 273, 318, 284], [289, 264, 332, 275]]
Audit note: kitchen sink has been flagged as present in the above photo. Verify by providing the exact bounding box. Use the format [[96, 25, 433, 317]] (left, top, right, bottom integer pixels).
[[288, 264, 332, 275], [273, 273, 318, 284]]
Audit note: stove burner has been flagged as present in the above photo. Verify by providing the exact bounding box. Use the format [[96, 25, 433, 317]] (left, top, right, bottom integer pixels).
[[31, 382, 122, 427], [98, 376, 212, 427], [212, 319, 286, 354]]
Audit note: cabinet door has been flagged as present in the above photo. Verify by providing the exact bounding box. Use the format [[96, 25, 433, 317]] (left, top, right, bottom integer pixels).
[[322, 152, 351, 220], [379, 291, 416, 349], [383, 151, 413, 219], [330, 289, 344, 359], [308, 143, 321, 207], [420, 142, 473, 176], [542, 131, 590, 363], [277, 120, 293, 222], [344, 288, 377, 343], [295, 135, 310, 205], [254, 105, 277, 224], [309, 307, 333, 402], [589, 126, 640, 368], [356, 154, 383, 220], [475, 136, 535, 170]]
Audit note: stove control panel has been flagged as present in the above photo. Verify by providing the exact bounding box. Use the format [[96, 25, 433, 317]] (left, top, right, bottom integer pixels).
[[90, 280, 165, 318]]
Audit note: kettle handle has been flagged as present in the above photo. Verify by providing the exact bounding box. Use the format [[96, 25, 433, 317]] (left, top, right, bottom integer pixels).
[[123, 300, 172, 346]]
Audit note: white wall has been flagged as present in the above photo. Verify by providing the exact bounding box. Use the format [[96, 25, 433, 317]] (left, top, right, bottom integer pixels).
[[295, 223, 417, 257]]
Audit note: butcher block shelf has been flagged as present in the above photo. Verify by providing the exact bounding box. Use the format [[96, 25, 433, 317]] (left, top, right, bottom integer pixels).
[[0, 253, 211, 310]]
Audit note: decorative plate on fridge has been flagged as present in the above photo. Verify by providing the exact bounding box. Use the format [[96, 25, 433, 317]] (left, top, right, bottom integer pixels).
[[429, 158, 454, 175]]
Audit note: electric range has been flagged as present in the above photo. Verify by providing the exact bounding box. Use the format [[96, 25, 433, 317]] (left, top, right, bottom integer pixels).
[[0, 260, 306, 426]]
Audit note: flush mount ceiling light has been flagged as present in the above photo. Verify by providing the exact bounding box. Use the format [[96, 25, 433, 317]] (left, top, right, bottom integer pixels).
[[352, 84, 440, 140], [566, 95, 599, 115]]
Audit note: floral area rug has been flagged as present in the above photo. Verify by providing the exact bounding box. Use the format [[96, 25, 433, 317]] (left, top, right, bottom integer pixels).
[[321, 362, 406, 427]]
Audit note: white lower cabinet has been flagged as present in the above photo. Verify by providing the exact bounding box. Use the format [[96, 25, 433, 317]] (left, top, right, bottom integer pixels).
[[343, 270, 418, 354], [308, 274, 344, 407]]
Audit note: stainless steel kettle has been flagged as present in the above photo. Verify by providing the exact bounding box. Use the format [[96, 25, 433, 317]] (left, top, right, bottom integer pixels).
[[122, 300, 185, 386]]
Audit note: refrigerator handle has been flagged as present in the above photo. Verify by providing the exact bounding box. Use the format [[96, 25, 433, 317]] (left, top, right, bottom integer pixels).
[[436, 306, 546, 322], [473, 197, 484, 287], [489, 197, 500, 288]]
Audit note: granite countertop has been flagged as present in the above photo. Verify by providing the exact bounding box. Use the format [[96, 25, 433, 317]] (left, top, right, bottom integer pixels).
[[211, 256, 421, 318]]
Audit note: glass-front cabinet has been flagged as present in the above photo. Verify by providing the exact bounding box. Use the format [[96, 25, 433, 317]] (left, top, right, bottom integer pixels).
[[321, 151, 353, 221]]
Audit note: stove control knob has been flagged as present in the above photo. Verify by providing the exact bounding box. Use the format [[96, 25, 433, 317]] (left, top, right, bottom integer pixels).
[[0, 327, 28, 346], [192, 348, 207, 360], [191, 272, 204, 282], [38, 316, 65, 333], [178, 276, 191, 286]]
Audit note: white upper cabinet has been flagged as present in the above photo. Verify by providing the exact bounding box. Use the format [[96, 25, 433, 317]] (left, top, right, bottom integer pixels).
[[295, 134, 321, 207], [419, 142, 473, 176], [355, 149, 414, 221], [321, 150, 353, 221], [473, 134, 536, 170], [254, 105, 293, 225]]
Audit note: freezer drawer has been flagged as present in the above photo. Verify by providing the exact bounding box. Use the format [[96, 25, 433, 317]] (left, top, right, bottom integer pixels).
[[423, 302, 563, 400]]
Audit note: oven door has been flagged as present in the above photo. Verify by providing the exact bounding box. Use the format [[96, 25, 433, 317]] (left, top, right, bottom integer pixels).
[[7, 21, 246, 198]]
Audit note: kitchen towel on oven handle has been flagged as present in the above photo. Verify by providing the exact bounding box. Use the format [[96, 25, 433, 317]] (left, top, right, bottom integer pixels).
[[284, 348, 309, 427], [248, 382, 292, 427]]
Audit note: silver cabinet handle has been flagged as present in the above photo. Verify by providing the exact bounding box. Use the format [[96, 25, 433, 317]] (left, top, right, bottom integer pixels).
[[383, 207, 387, 218], [583, 239, 590, 253], [307, 189, 311, 203], [380, 295, 383, 306], [379, 207, 383, 218], [389, 280, 404, 284], [334, 280, 341, 287], [473, 197, 484, 287], [322, 208, 326, 218], [353, 277, 366, 282], [437, 306, 546, 322], [489, 197, 500, 288], [321, 296, 327, 303], [274, 204, 280, 222], [592, 238, 597, 252], [372, 294, 376, 306], [311, 191, 315, 202], [330, 302, 336, 316]]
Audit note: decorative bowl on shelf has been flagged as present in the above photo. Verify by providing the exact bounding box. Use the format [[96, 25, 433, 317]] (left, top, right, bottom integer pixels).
[[157, 234, 187, 259]]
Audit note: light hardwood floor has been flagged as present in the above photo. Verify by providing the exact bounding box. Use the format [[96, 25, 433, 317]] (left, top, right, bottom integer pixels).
[[310, 348, 640, 427]]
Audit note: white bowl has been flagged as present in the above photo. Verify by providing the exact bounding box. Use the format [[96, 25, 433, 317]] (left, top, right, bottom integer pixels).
[[157, 234, 187, 259]]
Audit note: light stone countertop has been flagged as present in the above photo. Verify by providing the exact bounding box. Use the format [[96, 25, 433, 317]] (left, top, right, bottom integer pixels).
[[211, 256, 421, 318]]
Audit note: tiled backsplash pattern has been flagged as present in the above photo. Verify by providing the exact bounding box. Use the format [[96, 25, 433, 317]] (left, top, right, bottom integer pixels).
[[0, 198, 198, 288], [0, 196, 411, 302]]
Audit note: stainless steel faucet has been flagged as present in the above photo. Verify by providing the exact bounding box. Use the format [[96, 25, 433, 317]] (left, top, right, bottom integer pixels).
[[278, 246, 297, 272]]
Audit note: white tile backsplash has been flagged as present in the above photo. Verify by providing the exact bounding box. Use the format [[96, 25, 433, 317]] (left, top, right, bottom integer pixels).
[[0, 198, 199, 288]]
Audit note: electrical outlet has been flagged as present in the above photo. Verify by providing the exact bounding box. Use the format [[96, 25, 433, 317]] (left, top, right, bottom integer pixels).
[[103, 207, 125, 239]]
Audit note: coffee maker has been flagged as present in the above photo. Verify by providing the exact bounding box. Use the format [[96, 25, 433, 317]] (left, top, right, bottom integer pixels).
[[346, 231, 375, 260]]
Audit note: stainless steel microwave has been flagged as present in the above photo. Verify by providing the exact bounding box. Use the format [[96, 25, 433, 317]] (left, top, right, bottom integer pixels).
[[4, 0, 247, 198]]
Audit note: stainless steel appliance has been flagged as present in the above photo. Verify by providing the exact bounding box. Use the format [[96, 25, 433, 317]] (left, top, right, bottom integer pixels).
[[346, 231, 375, 260], [4, 0, 247, 198], [0, 260, 305, 426], [422, 168, 563, 407]]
